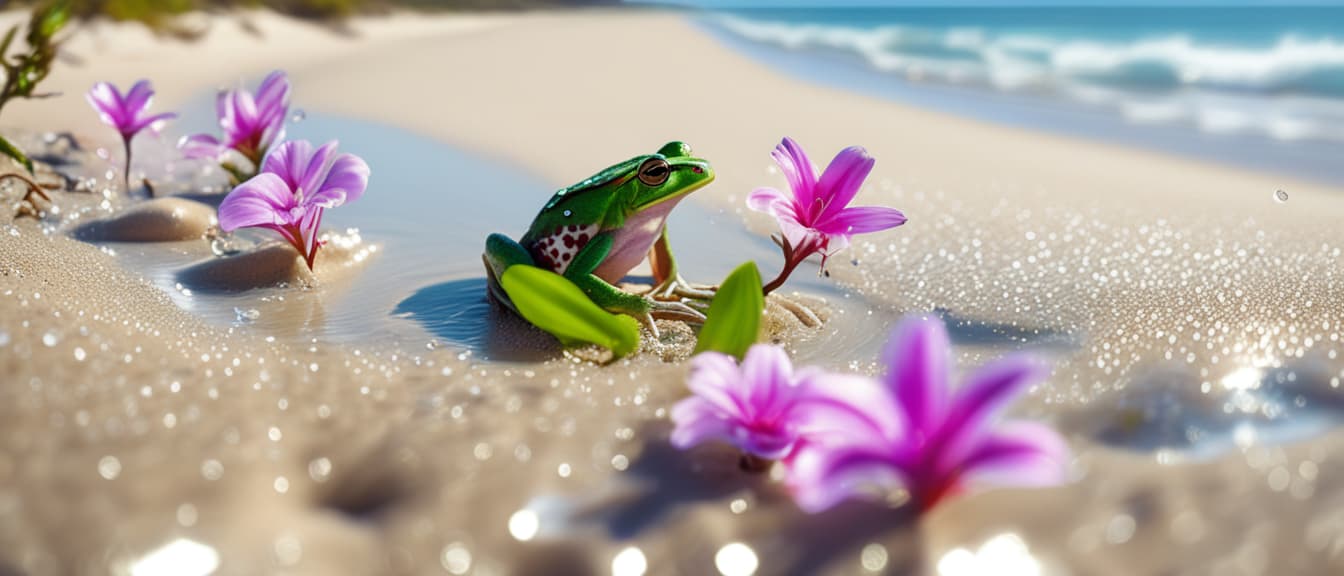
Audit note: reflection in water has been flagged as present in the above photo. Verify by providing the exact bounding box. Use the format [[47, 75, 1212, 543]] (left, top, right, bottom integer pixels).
[[122, 539, 219, 576]]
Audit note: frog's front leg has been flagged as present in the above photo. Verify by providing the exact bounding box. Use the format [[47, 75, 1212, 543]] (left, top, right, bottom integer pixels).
[[647, 226, 717, 301], [483, 232, 537, 315], [568, 232, 705, 337]]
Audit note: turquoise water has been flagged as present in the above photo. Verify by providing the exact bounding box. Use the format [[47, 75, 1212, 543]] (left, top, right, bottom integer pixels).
[[703, 6, 1344, 183]]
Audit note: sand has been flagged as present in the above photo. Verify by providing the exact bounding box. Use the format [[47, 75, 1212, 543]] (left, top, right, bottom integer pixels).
[[3, 7, 1344, 576]]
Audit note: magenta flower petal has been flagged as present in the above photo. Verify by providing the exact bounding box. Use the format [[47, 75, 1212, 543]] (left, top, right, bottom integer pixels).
[[958, 422, 1069, 488], [795, 370, 903, 443], [185, 71, 291, 166], [217, 173, 294, 231], [750, 138, 906, 294], [300, 205, 324, 261], [309, 152, 370, 207], [672, 345, 853, 461], [813, 146, 875, 223], [746, 187, 789, 213], [740, 344, 791, 419], [883, 316, 950, 436], [788, 442, 904, 514], [263, 139, 310, 190], [686, 351, 750, 416], [937, 354, 1049, 467], [86, 80, 174, 139], [771, 136, 818, 209], [669, 397, 737, 449], [131, 112, 178, 135], [215, 139, 369, 270], [86, 82, 122, 117], [815, 206, 908, 236], [179, 134, 224, 160], [254, 71, 290, 116], [297, 141, 340, 199], [122, 80, 154, 116], [783, 315, 1068, 514]]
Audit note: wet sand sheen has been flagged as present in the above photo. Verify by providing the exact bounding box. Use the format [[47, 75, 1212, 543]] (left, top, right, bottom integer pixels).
[[2, 9, 1344, 576]]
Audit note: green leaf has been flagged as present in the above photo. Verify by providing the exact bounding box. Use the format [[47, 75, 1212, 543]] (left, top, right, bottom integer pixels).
[[500, 265, 640, 359], [694, 261, 764, 359], [0, 133, 34, 174]]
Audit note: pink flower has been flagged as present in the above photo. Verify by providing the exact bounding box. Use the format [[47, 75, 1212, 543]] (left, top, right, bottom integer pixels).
[[86, 80, 176, 139], [748, 137, 906, 294], [672, 345, 872, 462], [787, 316, 1069, 513], [217, 140, 370, 270], [86, 80, 177, 190], [179, 71, 291, 170]]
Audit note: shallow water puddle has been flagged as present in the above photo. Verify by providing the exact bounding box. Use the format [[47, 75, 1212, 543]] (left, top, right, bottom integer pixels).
[[74, 109, 916, 367]]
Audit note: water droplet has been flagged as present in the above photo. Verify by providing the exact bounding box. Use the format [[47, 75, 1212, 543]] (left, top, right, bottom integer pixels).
[[290, 109, 307, 123], [308, 457, 332, 482], [441, 543, 472, 575], [715, 542, 759, 576], [860, 543, 889, 572], [233, 307, 260, 323], [508, 509, 539, 541], [41, 331, 58, 347], [201, 459, 224, 481], [98, 455, 121, 480], [1274, 189, 1289, 203], [177, 503, 198, 527], [211, 236, 242, 257]]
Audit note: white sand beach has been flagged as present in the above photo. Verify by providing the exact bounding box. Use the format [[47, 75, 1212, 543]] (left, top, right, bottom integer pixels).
[[3, 8, 1344, 576]]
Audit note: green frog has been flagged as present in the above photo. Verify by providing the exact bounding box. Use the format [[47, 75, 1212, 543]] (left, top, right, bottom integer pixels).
[[484, 142, 715, 335]]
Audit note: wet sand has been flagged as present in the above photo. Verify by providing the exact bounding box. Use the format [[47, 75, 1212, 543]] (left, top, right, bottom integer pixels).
[[3, 8, 1344, 576]]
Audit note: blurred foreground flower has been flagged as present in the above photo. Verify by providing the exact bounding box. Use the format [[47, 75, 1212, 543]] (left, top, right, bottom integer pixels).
[[180, 70, 290, 182], [671, 344, 874, 468], [788, 316, 1068, 513], [217, 140, 369, 270], [86, 79, 176, 191], [748, 137, 906, 295]]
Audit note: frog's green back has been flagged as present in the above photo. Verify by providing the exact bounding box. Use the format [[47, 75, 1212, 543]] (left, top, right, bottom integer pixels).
[[523, 155, 645, 241]]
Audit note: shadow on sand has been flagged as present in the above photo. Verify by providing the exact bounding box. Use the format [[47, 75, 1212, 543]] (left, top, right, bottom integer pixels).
[[576, 423, 924, 575]]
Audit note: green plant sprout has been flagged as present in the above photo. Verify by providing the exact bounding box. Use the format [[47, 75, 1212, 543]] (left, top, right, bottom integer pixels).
[[0, 1, 69, 175]]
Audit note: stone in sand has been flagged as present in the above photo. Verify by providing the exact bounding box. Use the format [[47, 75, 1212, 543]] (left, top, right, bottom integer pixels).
[[72, 197, 216, 242]]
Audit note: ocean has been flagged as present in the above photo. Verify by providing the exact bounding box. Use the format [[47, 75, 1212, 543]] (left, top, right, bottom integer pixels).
[[699, 6, 1344, 184]]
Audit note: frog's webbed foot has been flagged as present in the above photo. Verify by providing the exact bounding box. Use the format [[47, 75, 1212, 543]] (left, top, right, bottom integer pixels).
[[649, 274, 717, 301], [635, 299, 706, 338]]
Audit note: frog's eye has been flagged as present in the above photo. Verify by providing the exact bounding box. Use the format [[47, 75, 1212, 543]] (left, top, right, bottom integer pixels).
[[637, 158, 670, 186]]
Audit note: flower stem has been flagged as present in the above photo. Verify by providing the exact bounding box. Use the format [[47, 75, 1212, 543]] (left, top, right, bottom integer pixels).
[[763, 237, 819, 296], [121, 134, 132, 195]]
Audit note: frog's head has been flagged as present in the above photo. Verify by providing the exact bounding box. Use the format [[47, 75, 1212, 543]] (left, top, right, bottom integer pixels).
[[627, 141, 715, 212], [538, 142, 714, 232]]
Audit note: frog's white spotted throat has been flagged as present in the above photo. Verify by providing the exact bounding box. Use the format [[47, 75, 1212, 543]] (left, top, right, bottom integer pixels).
[[532, 224, 598, 274]]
